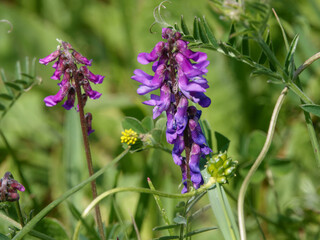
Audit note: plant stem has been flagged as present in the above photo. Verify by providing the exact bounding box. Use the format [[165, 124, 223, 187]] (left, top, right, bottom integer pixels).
[[293, 52, 320, 81], [14, 201, 24, 227], [74, 76, 105, 240], [72, 179, 216, 240], [12, 148, 129, 240], [237, 87, 288, 240]]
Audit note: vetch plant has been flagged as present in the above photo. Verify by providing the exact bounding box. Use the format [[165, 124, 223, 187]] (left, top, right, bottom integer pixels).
[[39, 40, 106, 239]]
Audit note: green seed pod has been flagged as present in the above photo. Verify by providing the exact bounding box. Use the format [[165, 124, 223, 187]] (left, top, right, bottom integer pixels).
[[213, 157, 223, 167], [223, 159, 232, 169], [207, 164, 215, 174], [217, 176, 227, 184], [217, 166, 224, 175], [224, 167, 235, 177]]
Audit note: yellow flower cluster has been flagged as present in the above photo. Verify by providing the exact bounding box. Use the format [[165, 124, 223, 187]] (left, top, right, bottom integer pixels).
[[120, 129, 138, 145]]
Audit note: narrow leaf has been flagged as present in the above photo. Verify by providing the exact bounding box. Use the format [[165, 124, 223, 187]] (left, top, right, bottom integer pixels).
[[5, 82, 22, 91], [153, 224, 180, 231], [181, 35, 195, 42], [185, 226, 218, 237], [197, 18, 209, 43], [154, 236, 179, 240], [284, 34, 299, 74], [301, 104, 320, 117], [173, 215, 187, 225], [14, 79, 28, 85], [180, 15, 190, 35], [256, 37, 281, 71], [202, 16, 218, 48], [228, 23, 236, 46], [193, 17, 200, 40], [0, 93, 13, 100], [242, 34, 249, 56], [0, 69, 13, 97], [0, 103, 6, 111], [174, 23, 180, 32]]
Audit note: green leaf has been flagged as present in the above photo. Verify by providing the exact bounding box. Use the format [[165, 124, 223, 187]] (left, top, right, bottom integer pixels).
[[151, 129, 162, 144], [300, 104, 320, 117], [197, 18, 209, 43], [242, 34, 249, 56], [201, 170, 240, 240], [0, 69, 14, 97], [154, 236, 179, 240], [202, 16, 218, 48], [181, 35, 195, 42], [258, 32, 269, 64], [256, 37, 281, 71], [228, 23, 236, 46], [155, 117, 166, 130], [5, 82, 21, 91], [0, 93, 14, 100], [0, 103, 6, 111], [180, 15, 190, 35], [14, 79, 28, 85], [214, 131, 230, 152], [284, 34, 299, 74], [0, 233, 10, 240], [141, 116, 154, 131], [185, 226, 218, 237], [153, 224, 180, 231], [34, 218, 69, 240], [121, 117, 146, 133], [193, 17, 200, 40], [200, 120, 213, 149]]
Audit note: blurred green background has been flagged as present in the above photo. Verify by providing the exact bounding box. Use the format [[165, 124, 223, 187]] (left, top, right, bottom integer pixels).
[[0, 0, 319, 239]]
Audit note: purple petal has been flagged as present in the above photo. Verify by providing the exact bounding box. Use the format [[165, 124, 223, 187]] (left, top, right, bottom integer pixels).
[[62, 87, 76, 110], [172, 135, 185, 165], [39, 50, 60, 65], [82, 80, 101, 99], [137, 41, 165, 64], [174, 97, 188, 134], [72, 51, 92, 66]]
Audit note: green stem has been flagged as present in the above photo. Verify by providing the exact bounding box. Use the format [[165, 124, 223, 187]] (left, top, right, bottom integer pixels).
[[0, 212, 55, 240], [12, 148, 129, 240], [287, 81, 313, 104], [237, 87, 288, 240], [72, 178, 216, 240], [293, 52, 320, 81], [14, 201, 24, 227]]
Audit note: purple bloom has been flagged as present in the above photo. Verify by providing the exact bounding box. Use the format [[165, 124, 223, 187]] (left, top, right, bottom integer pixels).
[[0, 172, 25, 202], [132, 28, 212, 193], [39, 49, 60, 65], [40, 40, 105, 135]]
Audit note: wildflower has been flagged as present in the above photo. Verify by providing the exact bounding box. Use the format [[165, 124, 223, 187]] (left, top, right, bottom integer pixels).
[[40, 40, 104, 135], [132, 28, 212, 193], [0, 172, 25, 202], [121, 129, 138, 145]]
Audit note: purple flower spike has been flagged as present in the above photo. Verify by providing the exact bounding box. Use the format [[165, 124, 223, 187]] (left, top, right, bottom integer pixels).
[[39, 49, 60, 65], [40, 40, 105, 136], [0, 172, 25, 202], [132, 28, 212, 192]]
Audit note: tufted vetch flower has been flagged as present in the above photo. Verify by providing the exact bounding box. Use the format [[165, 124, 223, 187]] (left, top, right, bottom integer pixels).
[[0, 172, 25, 202], [132, 28, 212, 193], [40, 40, 104, 135]]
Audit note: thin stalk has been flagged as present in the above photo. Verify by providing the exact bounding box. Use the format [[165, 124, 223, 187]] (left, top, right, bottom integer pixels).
[[293, 52, 320, 81], [14, 201, 24, 227], [12, 148, 129, 240], [73, 179, 216, 240], [237, 87, 288, 240], [147, 178, 174, 236], [74, 75, 105, 240]]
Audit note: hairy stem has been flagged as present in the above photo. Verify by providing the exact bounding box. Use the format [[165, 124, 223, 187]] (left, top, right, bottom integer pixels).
[[74, 74, 105, 240], [237, 87, 288, 240]]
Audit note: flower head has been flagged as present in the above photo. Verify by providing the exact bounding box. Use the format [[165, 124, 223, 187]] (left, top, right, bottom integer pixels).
[[40, 40, 104, 135], [0, 172, 25, 202], [132, 28, 212, 193], [121, 129, 138, 145]]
